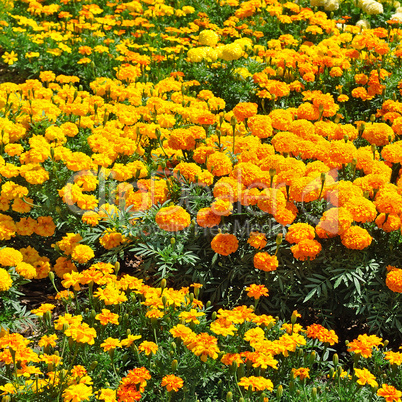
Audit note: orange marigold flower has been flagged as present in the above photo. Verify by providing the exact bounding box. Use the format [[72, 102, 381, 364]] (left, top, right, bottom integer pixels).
[[253, 252, 278, 272], [155, 206, 191, 232], [362, 122, 395, 146], [386, 268, 402, 293], [138, 340, 158, 356], [196, 207, 221, 228], [161, 374, 184, 392], [211, 233, 238, 256], [245, 284, 268, 299], [233, 102, 258, 122], [306, 324, 338, 345], [285, 223, 315, 244], [247, 232, 267, 249], [0, 247, 23, 267], [377, 384, 402, 402], [340, 226, 373, 250], [206, 152, 233, 176], [95, 309, 119, 325], [291, 239, 322, 261]]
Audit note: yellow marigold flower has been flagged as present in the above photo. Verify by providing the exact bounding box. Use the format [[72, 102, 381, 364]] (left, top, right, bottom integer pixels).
[[138, 340, 158, 356], [15, 262, 36, 279], [0, 268, 12, 292], [101, 337, 121, 352], [161, 374, 184, 392], [64, 323, 96, 345], [384, 351, 402, 366], [253, 252, 278, 272], [377, 384, 402, 402], [292, 367, 310, 380], [187, 332, 220, 362], [62, 383, 93, 402], [199, 29, 219, 46], [211, 233, 238, 256], [2, 51, 18, 65], [245, 284, 268, 299], [95, 309, 119, 325], [354, 368, 378, 388], [220, 43, 243, 61], [121, 334, 142, 348], [210, 318, 238, 337], [71, 244, 95, 264], [31, 303, 55, 317], [0, 247, 23, 267], [38, 334, 57, 348], [238, 376, 274, 392], [155, 205, 191, 232], [179, 309, 205, 324]]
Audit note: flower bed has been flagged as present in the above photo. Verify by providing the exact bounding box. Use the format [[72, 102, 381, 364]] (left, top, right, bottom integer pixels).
[[0, 0, 402, 399]]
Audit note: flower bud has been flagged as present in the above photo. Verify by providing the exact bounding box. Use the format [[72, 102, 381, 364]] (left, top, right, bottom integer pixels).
[[89, 361, 98, 371], [312, 387, 317, 398], [226, 392, 233, 402], [276, 233, 283, 246], [333, 353, 339, 366], [276, 385, 283, 398], [160, 279, 167, 289], [171, 359, 178, 372], [114, 262, 120, 275]]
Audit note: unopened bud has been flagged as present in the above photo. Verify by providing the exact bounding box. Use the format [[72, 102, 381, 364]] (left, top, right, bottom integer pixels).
[[276, 233, 283, 246], [276, 385, 283, 398], [333, 353, 339, 366], [160, 279, 167, 289], [170, 237, 176, 245], [114, 262, 120, 275], [171, 359, 178, 372], [48, 271, 55, 282], [211, 311, 217, 321], [89, 361, 98, 371], [312, 387, 317, 398], [226, 391, 233, 402]]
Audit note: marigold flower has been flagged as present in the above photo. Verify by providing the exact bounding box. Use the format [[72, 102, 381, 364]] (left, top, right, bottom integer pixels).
[[155, 205, 191, 232], [233, 102, 258, 122], [161, 374, 184, 392], [211, 233, 238, 256], [245, 284, 268, 299], [71, 244, 95, 264], [386, 268, 402, 293], [206, 152, 233, 176], [341, 226, 373, 250], [196, 207, 221, 228], [0, 247, 23, 267], [0, 268, 12, 292], [285, 223, 315, 244], [253, 252, 278, 272], [291, 239, 322, 261], [138, 340, 158, 356], [354, 368, 378, 388], [95, 309, 119, 325], [31, 303, 55, 317], [238, 376, 274, 391], [306, 324, 338, 345], [101, 337, 121, 352], [62, 383, 93, 402], [377, 384, 402, 402], [247, 232, 267, 249], [292, 367, 310, 380]]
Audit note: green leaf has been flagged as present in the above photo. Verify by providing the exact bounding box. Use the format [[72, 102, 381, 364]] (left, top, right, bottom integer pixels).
[[303, 288, 317, 303]]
